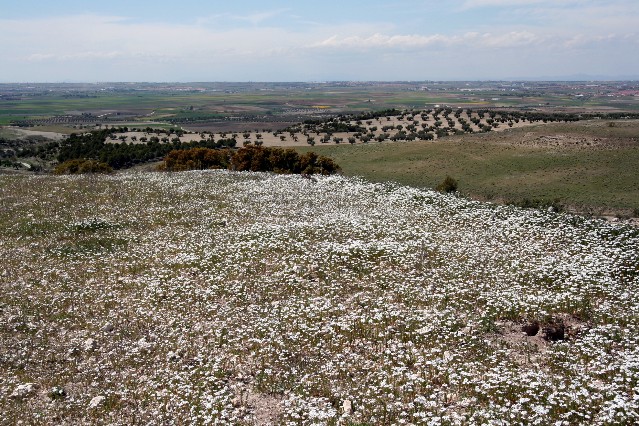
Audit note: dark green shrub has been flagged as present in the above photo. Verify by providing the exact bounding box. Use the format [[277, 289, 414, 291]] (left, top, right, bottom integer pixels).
[[54, 159, 113, 175], [158, 147, 231, 171], [159, 146, 341, 175], [436, 176, 458, 193], [230, 146, 340, 175]]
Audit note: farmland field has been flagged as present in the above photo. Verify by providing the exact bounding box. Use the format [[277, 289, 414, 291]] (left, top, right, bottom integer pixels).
[[297, 119, 639, 216], [2, 81, 639, 129], [1, 171, 638, 424]]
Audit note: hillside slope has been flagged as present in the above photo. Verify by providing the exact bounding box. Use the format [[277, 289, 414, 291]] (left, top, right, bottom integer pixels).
[[1, 171, 638, 424]]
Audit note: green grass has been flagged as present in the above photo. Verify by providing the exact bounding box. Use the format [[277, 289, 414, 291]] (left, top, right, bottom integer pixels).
[[298, 122, 639, 213]]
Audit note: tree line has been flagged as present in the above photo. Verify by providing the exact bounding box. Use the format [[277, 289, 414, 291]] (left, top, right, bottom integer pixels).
[[54, 130, 237, 169], [159, 146, 340, 175]]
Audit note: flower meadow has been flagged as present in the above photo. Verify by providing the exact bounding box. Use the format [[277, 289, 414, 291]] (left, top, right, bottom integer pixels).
[[1, 170, 638, 425]]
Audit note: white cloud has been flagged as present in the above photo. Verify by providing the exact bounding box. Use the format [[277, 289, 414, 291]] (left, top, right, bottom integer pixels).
[[28, 51, 128, 61], [460, 0, 639, 35], [235, 9, 290, 25], [0, 9, 636, 81], [0, 14, 305, 63], [312, 33, 446, 49], [562, 32, 639, 48], [460, 0, 581, 9], [195, 9, 291, 26], [311, 31, 544, 51]]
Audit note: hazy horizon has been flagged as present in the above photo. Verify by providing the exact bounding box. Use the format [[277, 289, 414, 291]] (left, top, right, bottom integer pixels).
[[2, 77, 639, 84], [2, 0, 638, 83]]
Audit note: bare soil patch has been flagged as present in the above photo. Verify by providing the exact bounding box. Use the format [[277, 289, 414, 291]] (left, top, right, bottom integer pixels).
[[185, 121, 298, 133], [1, 127, 65, 140]]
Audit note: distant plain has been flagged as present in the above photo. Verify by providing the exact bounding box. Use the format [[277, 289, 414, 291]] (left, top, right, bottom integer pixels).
[[1, 81, 638, 216]]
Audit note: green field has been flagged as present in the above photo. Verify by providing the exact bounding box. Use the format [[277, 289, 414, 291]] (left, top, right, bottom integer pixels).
[[2, 81, 639, 127], [298, 120, 639, 215]]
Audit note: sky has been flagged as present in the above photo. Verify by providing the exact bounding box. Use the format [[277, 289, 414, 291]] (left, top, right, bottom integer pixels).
[[1, 0, 638, 82]]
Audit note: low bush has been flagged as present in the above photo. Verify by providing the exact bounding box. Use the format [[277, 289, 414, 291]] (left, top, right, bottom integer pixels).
[[159, 146, 341, 175], [54, 159, 113, 175], [436, 176, 458, 193], [158, 148, 232, 171]]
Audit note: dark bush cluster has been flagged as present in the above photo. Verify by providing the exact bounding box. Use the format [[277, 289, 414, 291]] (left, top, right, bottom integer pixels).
[[56, 130, 236, 170], [317, 121, 366, 134], [54, 159, 113, 175], [158, 148, 232, 172], [160, 146, 341, 175], [436, 176, 458, 193]]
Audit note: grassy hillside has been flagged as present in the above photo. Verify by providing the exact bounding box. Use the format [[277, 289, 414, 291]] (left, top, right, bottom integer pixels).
[[1, 171, 638, 424], [298, 120, 639, 215]]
